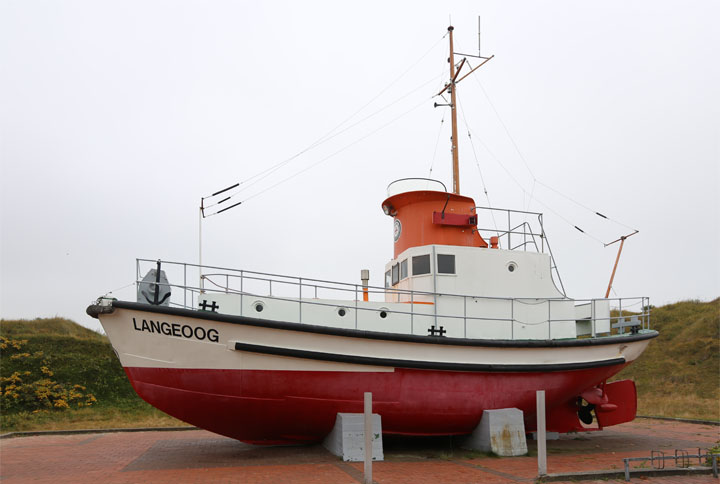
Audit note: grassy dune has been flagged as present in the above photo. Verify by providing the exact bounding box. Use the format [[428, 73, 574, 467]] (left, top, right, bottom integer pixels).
[[614, 298, 720, 421], [0, 317, 185, 432], [1, 300, 718, 433], [1, 318, 107, 341]]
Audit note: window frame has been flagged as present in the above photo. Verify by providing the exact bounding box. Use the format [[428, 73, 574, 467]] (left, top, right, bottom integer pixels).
[[412, 254, 431, 276], [437, 254, 456, 274], [400, 259, 408, 280]]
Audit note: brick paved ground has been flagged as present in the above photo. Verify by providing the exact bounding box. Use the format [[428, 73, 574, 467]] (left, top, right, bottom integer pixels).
[[1, 418, 717, 483]]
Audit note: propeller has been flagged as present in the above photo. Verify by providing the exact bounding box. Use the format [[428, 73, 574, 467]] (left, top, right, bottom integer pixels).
[[577, 397, 596, 425]]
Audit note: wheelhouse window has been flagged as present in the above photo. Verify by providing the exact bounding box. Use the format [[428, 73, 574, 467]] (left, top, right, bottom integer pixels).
[[391, 263, 400, 285], [400, 259, 408, 279], [437, 254, 455, 274], [412, 254, 431, 275], [385, 270, 391, 288]]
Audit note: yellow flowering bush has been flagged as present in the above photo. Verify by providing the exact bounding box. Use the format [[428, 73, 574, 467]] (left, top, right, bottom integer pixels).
[[0, 336, 97, 413], [0, 337, 27, 351]]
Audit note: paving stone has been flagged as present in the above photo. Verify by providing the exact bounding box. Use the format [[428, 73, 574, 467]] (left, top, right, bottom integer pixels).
[[0, 419, 718, 483]]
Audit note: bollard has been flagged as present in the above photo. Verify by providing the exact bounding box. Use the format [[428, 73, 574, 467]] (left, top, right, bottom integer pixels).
[[536, 390, 547, 476], [364, 392, 372, 484], [624, 458, 630, 481]]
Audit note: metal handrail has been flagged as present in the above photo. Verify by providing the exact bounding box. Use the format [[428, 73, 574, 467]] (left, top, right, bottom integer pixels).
[[169, 281, 645, 326], [140, 258, 648, 308], [471, 207, 564, 294], [136, 258, 651, 339], [386, 178, 447, 197]]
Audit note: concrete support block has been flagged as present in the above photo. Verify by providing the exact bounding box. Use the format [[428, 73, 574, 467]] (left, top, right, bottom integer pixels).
[[462, 408, 528, 456], [322, 413, 384, 462]]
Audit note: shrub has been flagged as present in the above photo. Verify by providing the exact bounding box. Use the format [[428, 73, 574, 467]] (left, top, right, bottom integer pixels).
[[0, 336, 97, 413]]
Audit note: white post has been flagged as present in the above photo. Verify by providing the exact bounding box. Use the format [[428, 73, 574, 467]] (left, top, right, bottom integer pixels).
[[364, 392, 372, 484], [536, 390, 547, 476], [198, 206, 203, 293]]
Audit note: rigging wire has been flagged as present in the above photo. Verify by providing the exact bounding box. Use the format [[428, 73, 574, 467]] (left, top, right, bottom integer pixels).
[[467, 68, 639, 233], [428, 53, 454, 178], [240, 99, 429, 205], [209, 71, 446, 206], [203, 70, 447, 213], [472, 75, 537, 181], [533, 179, 638, 232], [458, 107, 606, 245], [530, 197, 606, 245], [102, 281, 136, 298], [205, 96, 430, 214], [427, 112, 446, 177], [202, 34, 448, 209], [525, 179, 536, 219], [457, 99, 499, 235], [312, 32, 448, 147]]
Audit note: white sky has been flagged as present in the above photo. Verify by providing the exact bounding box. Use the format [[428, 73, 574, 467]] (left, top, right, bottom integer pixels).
[[1, 0, 718, 332]]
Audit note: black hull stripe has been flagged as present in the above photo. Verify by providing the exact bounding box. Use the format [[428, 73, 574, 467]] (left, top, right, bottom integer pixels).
[[105, 300, 659, 349], [234, 342, 627, 372]]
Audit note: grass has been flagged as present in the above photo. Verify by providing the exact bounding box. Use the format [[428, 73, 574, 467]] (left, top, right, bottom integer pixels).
[[0, 317, 187, 432], [0, 317, 107, 341], [613, 298, 720, 421], [1, 299, 718, 433], [1, 402, 185, 432]]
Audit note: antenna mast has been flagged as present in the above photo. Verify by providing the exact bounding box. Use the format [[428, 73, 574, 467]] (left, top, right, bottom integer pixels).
[[448, 26, 461, 195], [435, 22, 494, 196]]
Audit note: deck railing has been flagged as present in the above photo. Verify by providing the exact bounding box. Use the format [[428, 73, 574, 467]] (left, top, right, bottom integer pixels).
[[473, 206, 565, 295], [134, 258, 651, 340]]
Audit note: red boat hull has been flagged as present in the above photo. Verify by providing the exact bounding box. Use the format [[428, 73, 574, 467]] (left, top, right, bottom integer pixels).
[[125, 362, 631, 445]]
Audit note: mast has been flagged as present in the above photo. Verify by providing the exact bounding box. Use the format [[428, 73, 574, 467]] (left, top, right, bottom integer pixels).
[[448, 26, 460, 195], [435, 23, 493, 196]]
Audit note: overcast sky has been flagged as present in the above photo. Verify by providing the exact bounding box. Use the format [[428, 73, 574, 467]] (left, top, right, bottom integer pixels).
[[1, 0, 718, 332]]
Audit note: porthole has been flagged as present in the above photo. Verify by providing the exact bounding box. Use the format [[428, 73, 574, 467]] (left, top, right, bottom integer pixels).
[[507, 262, 517, 273], [337, 308, 347, 317], [254, 301, 265, 312]]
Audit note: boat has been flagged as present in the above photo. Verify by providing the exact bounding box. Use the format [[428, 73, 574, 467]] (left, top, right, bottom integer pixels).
[[87, 25, 657, 445]]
